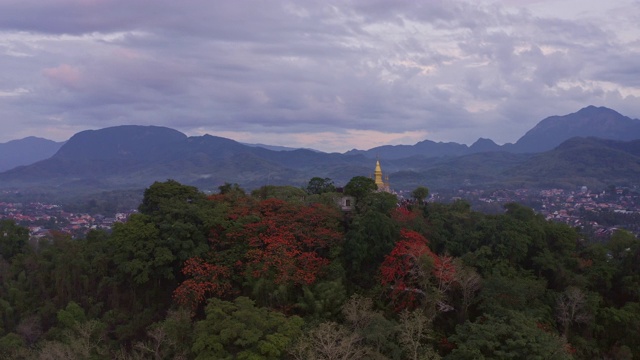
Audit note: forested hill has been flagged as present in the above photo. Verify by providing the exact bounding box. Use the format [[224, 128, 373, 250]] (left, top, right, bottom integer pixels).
[[0, 125, 371, 191], [2, 130, 640, 193], [0, 179, 638, 359]]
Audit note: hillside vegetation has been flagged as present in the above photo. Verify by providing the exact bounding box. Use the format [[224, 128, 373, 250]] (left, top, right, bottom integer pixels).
[[0, 179, 638, 359]]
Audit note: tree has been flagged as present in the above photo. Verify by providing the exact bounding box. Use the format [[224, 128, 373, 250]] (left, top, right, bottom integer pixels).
[[0, 333, 25, 358], [478, 275, 548, 318], [343, 210, 399, 288], [252, 185, 307, 203], [110, 214, 169, 285], [289, 322, 371, 360], [397, 309, 440, 360], [238, 199, 343, 307], [123, 308, 193, 360], [138, 180, 222, 263], [0, 220, 28, 261], [379, 229, 435, 310], [296, 279, 347, 321], [173, 257, 233, 312], [607, 229, 639, 259], [344, 176, 377, 203], [379, 229, 457, 312], [341, 295, 398, 356], [291, 296, 395, 359], [306, 177, 336, 195], [139, 180, 204, 217], [36, 320, 106, 360], [192, 297, 303, 360], [176, 198, 343, 310], [359, 192, 398, 216], [453, 264, 482, 323], [411, 186, 429, 206], [597, 302, 640, 358], [447, 311, 571, 360], [556, 286, 592, 337], [218, 182, 245, 196]]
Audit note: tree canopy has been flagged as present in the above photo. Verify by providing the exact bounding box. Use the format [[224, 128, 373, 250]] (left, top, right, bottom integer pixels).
[[0, 179, 637, 359]]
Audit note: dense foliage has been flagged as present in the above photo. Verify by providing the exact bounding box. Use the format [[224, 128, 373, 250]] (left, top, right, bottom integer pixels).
[[0, 179, 639, 359]]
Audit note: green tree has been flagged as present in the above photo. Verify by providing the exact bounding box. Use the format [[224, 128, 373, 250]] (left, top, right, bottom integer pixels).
[[218, 182, 246, 197], [252, 185, 307, 203], [306, 177, 336, 195], [111, 214, 168, 285], [138, 180, 222, 263], [411, 186, 430, 206], [56, 302, 87, 330], [343, 210, 399, 288], [139, 180, 205, 217], [597, 302, 640, 359], [297, 279, 348, 320], [0, 220, 28, 261], [344, 176, 377, 203], [605, 230, 640, 306], [0, 332, 25, 358], [115, 180, 226, 289], [607, 229, 638, 259], [478, 275, 549, 318], [359, 192, 398, 216], [192, 297, 303, 360], [447, 311, 571, 360]]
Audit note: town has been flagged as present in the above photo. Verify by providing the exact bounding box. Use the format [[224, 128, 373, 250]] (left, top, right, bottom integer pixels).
[[432, 186, 640, 239], [2, 186, 639, 241], [0, 200, 137, 239]]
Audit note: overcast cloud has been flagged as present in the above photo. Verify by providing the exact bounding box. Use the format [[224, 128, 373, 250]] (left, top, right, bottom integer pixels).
[[0, 0, 638, 152]]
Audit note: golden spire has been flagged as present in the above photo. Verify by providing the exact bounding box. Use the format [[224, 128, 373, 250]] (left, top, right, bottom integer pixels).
[[374, 159, 384, 189]]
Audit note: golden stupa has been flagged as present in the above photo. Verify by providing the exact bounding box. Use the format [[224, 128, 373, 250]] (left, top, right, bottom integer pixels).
[[374, 159, 390, 192]]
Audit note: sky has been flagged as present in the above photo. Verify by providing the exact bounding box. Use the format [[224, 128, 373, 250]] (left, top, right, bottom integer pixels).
[[0, 0, 639, 153]]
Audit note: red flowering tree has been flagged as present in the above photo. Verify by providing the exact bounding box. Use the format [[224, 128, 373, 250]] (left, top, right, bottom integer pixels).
[[391, 206, 418, 225], [175, 197, 343, 311], [380, 229, 458, 311], [231, 199, 342, 286], [390, 204, 429, 234], [173, 257, 234, 312]]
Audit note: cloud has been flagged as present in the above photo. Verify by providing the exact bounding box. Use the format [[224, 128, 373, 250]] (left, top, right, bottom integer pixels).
[[43, 64, 84, 89], [0, 0, 638, 151]]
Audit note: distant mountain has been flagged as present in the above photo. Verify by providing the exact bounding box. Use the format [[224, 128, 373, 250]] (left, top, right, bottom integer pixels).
[[505, 137, 640, 188], [2, 106, 640, 194], [53, 125, 187, 161], [0, 126, 369, 191], [346, 139, 469, 159], [391, 137, 640, 190], [0, 137, 63, 172], [391, 151, 530, 190], [469, 138, 501, 153], [509, 106, 640, 153], [350, 106, 640, 158], [242, 143, 323, 153]]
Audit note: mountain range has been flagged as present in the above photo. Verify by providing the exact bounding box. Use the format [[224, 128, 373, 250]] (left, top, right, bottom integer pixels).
[[0, 105, 639, 193], [349, 106, 640, 158]]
